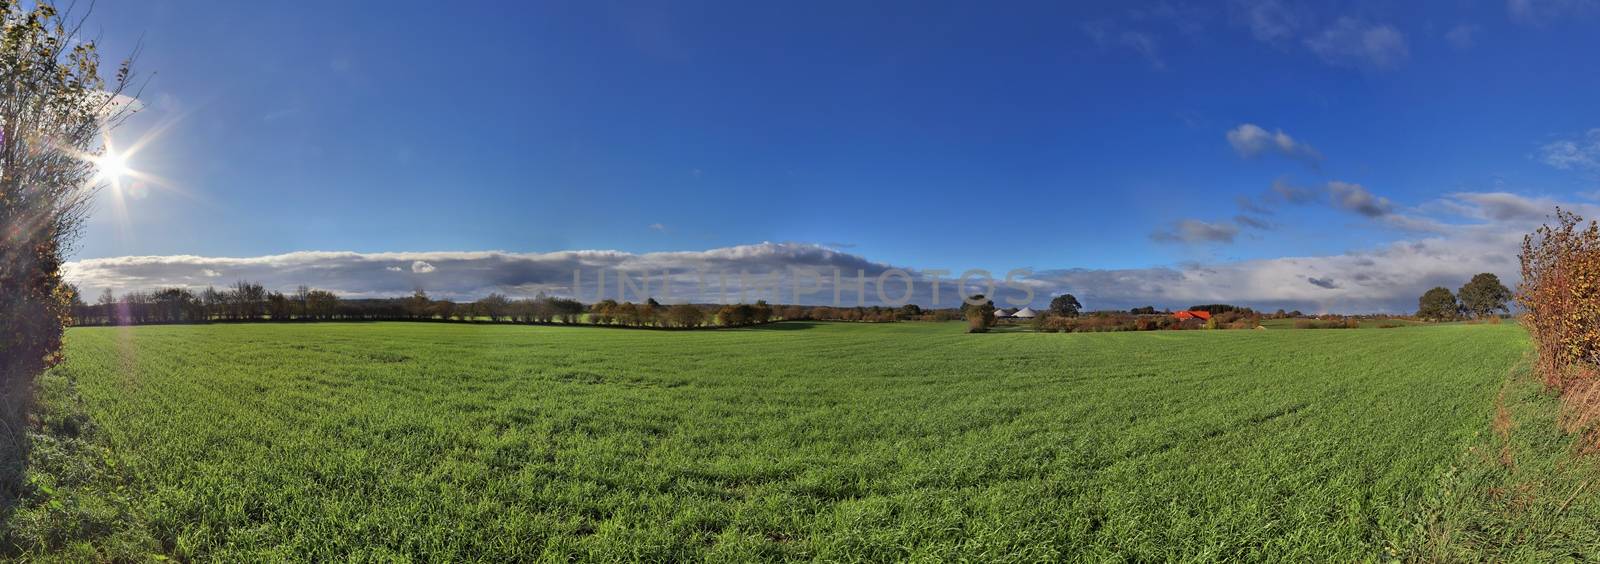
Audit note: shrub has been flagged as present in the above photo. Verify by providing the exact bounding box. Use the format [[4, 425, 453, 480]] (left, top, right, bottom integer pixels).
[[1517, 209, 1600, 439], [1294, 318, 1359, 330], [1520, 210, 1600, 388], [966, 316, 989, 333]]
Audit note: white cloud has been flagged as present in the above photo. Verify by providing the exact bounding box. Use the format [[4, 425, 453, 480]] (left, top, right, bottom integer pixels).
[[1227, 124, 1323, 165], [1304, 18, 1409, 70], [1026, 228, 1520, 314], [61, 192, 1586, 313], [648, 223, 667, 232], [1539, 129, 1600, 172], [63, 244, 902, 303], [1379, 214, 1450, 234], [1451, 192, 1559, 221]]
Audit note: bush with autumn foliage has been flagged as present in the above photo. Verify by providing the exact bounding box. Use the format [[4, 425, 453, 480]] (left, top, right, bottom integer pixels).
[[1518, 208, 1600, 438]]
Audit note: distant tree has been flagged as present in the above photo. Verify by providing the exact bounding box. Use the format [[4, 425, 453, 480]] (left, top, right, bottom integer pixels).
[[616, 302, 641, 326], [1186, 304, 1254, 315], [965, 295, 996, 333], [476, 293, 511, 322], [406, 290, 432, 319], [960, 294, 989, 314], [718, 303, 759, 326], [153, 288, 199, 322], [124, 291, 152, 324], [200, 286, 223, 320], [266, 291, 293, 320], [590, 299, 618, 325], [432, 300, 456, 321], [667, 304, 704, 328], [289, 285, 309, 319], [231, 280, 266, 320], [305, 290, 340, 320], [551, 297, 584, 323], [1049, 294, 1083, 317], [1417, 287, 1460, 321], [1458, 273, 1512, 318], [640, 298, 660, 327], [1129, 306, 1157, 315], [97, 289, 117, 324]]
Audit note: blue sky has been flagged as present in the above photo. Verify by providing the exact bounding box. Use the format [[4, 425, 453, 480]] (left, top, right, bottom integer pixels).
[[65, 1, 1600, 311]]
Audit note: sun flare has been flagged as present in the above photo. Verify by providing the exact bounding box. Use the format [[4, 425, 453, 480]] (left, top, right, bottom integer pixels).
[[96, 151, 130, 181]]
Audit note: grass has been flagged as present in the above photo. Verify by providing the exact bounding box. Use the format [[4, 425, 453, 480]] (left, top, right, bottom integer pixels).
[[3, 320, 1577, 560], [1408, 355, 1600, 560]]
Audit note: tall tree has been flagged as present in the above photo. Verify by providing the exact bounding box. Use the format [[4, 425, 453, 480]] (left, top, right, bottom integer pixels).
[[1049, 294, 1083, 317], [231, 281, 266, 320], [293, 285, 311, 319], [1458, 272, 1512, 318], [1417, 287, 1460, 321], [667, 304, 704, 328], [1, 2, 136, 444], [475, 293, 510, 322], [305, 289, 340, 320], [965, 295, 996, 333], [406, 290, 432, 319]]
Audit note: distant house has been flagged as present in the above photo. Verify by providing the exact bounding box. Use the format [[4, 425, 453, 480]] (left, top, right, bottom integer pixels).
[[1011, 307, 1038, 319], [994, 308, 1016, 319], [1173, 310, 1212, 321]]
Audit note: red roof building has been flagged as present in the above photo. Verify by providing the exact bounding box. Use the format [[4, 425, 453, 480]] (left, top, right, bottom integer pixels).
[[1173, 310, 1213, 321]]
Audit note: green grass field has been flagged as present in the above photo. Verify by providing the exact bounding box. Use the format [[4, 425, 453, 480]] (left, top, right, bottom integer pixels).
[[8, 321, 1598, 561]]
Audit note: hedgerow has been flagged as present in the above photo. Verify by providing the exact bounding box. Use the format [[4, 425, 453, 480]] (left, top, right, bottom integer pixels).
[[1517, 208, 1600, 441]]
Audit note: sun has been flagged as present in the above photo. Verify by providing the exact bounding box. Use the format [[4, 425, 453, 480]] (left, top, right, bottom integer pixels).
[[96, 151, 130, 181]]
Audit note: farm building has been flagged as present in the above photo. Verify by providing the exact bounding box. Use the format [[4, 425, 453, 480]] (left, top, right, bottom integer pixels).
[[994, 308, 1016, 319], [1011, 307, 1038, 319], [1173, 310, 1212, 321]]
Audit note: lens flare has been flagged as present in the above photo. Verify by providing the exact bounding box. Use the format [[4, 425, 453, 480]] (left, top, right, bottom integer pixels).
[[97, 151, 130, 181]]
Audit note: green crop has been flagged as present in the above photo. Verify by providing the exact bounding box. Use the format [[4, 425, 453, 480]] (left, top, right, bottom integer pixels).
[[7, 321, 1580, 561]]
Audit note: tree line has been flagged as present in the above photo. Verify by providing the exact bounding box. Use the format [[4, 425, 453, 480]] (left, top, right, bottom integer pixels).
[[69, 281, 951, 329]]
